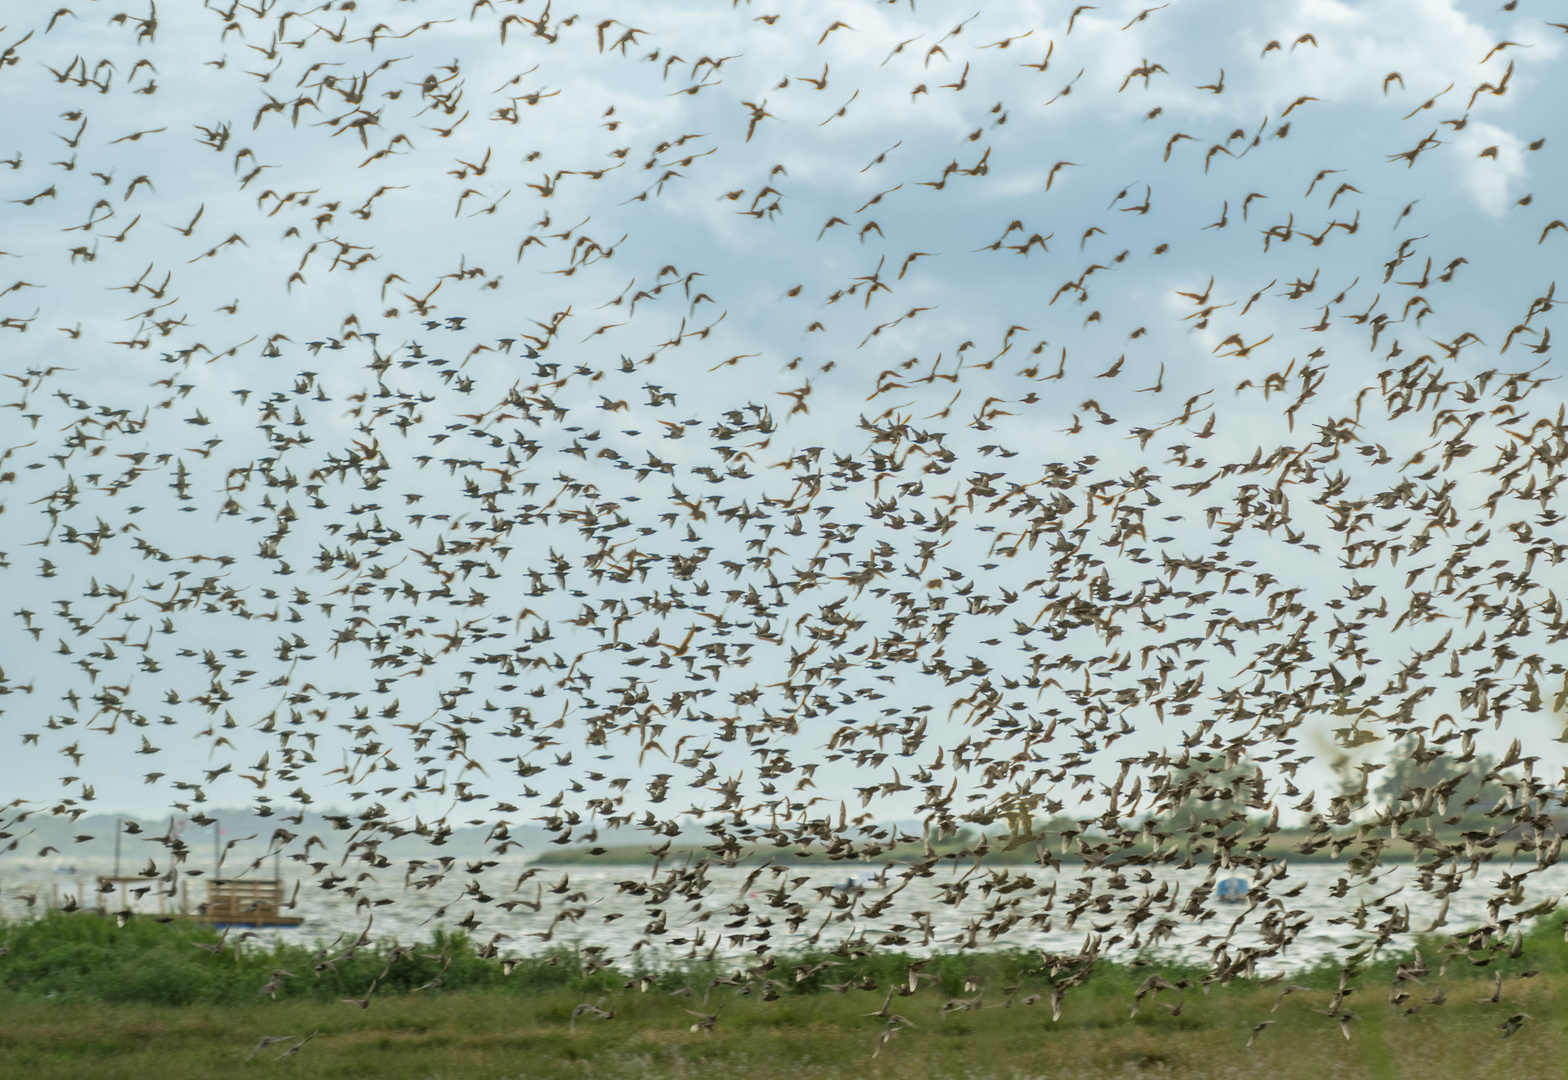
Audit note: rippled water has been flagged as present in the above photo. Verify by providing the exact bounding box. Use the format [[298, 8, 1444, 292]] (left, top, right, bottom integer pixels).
[[5, 856, 1564, 974]]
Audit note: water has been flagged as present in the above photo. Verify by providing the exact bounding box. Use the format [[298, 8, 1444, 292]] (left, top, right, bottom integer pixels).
[[4, 855, 1563, 975]]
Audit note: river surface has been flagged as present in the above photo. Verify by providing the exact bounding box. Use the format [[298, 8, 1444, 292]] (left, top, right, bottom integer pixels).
[[4, 856, 1564, 975]]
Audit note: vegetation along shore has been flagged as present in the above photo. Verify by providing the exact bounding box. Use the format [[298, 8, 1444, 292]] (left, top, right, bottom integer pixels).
[[0, 909, 1562, 1078]]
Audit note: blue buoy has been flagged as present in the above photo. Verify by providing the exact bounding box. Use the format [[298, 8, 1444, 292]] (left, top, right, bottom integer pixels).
[[1216, 877, 1249, 903]]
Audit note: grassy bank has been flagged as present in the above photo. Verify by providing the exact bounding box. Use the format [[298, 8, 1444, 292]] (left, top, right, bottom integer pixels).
[[0, 912, 1564, 1077], [2, 976, 1564, 1080]]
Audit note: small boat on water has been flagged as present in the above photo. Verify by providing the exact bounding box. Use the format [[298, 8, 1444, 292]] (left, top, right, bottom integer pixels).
[[1215, 877, 1249, 903]]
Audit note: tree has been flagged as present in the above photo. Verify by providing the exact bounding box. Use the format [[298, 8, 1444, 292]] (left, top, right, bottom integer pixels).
[[1374, 737, 1503, 826]]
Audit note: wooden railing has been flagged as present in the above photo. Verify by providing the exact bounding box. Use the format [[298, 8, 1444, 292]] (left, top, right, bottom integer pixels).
[[204, 879, 285, 915]]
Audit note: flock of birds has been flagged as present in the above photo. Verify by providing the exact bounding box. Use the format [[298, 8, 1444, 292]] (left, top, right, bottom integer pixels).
[[1, 0, 1568, 1054]]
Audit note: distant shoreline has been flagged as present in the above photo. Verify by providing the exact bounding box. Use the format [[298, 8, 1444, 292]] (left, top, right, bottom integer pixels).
[[526, 834, 1533, 868]]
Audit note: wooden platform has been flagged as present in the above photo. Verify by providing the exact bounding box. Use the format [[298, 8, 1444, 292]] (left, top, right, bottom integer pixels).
[[92, 876, 173, 917], [184, 879, 304, 927]]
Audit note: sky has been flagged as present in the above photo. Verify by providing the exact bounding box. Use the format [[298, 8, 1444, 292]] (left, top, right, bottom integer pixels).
[[1, 0, 1567, 865]]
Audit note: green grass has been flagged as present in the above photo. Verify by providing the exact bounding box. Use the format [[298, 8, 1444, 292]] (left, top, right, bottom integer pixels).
[[0, 912, 1564, 1077], [0, 969, 1564, 1079], [0, 911, 622, 1004]]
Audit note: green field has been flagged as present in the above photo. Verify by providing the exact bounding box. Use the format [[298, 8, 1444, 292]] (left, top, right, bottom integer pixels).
[[0, 912, 1563, 1078]]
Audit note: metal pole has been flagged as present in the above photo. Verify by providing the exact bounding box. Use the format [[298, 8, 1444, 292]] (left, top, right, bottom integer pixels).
[[114, 817, 122, 879], [214, 818, 220, 880]]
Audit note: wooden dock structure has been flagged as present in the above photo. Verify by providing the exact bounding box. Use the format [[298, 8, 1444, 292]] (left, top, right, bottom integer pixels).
[[92, 876, 174, 918], [183, 878, 304, 928]]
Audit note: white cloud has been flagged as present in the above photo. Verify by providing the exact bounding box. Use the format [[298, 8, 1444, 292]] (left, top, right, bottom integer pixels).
[[1449, 121, 1529, 217]]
